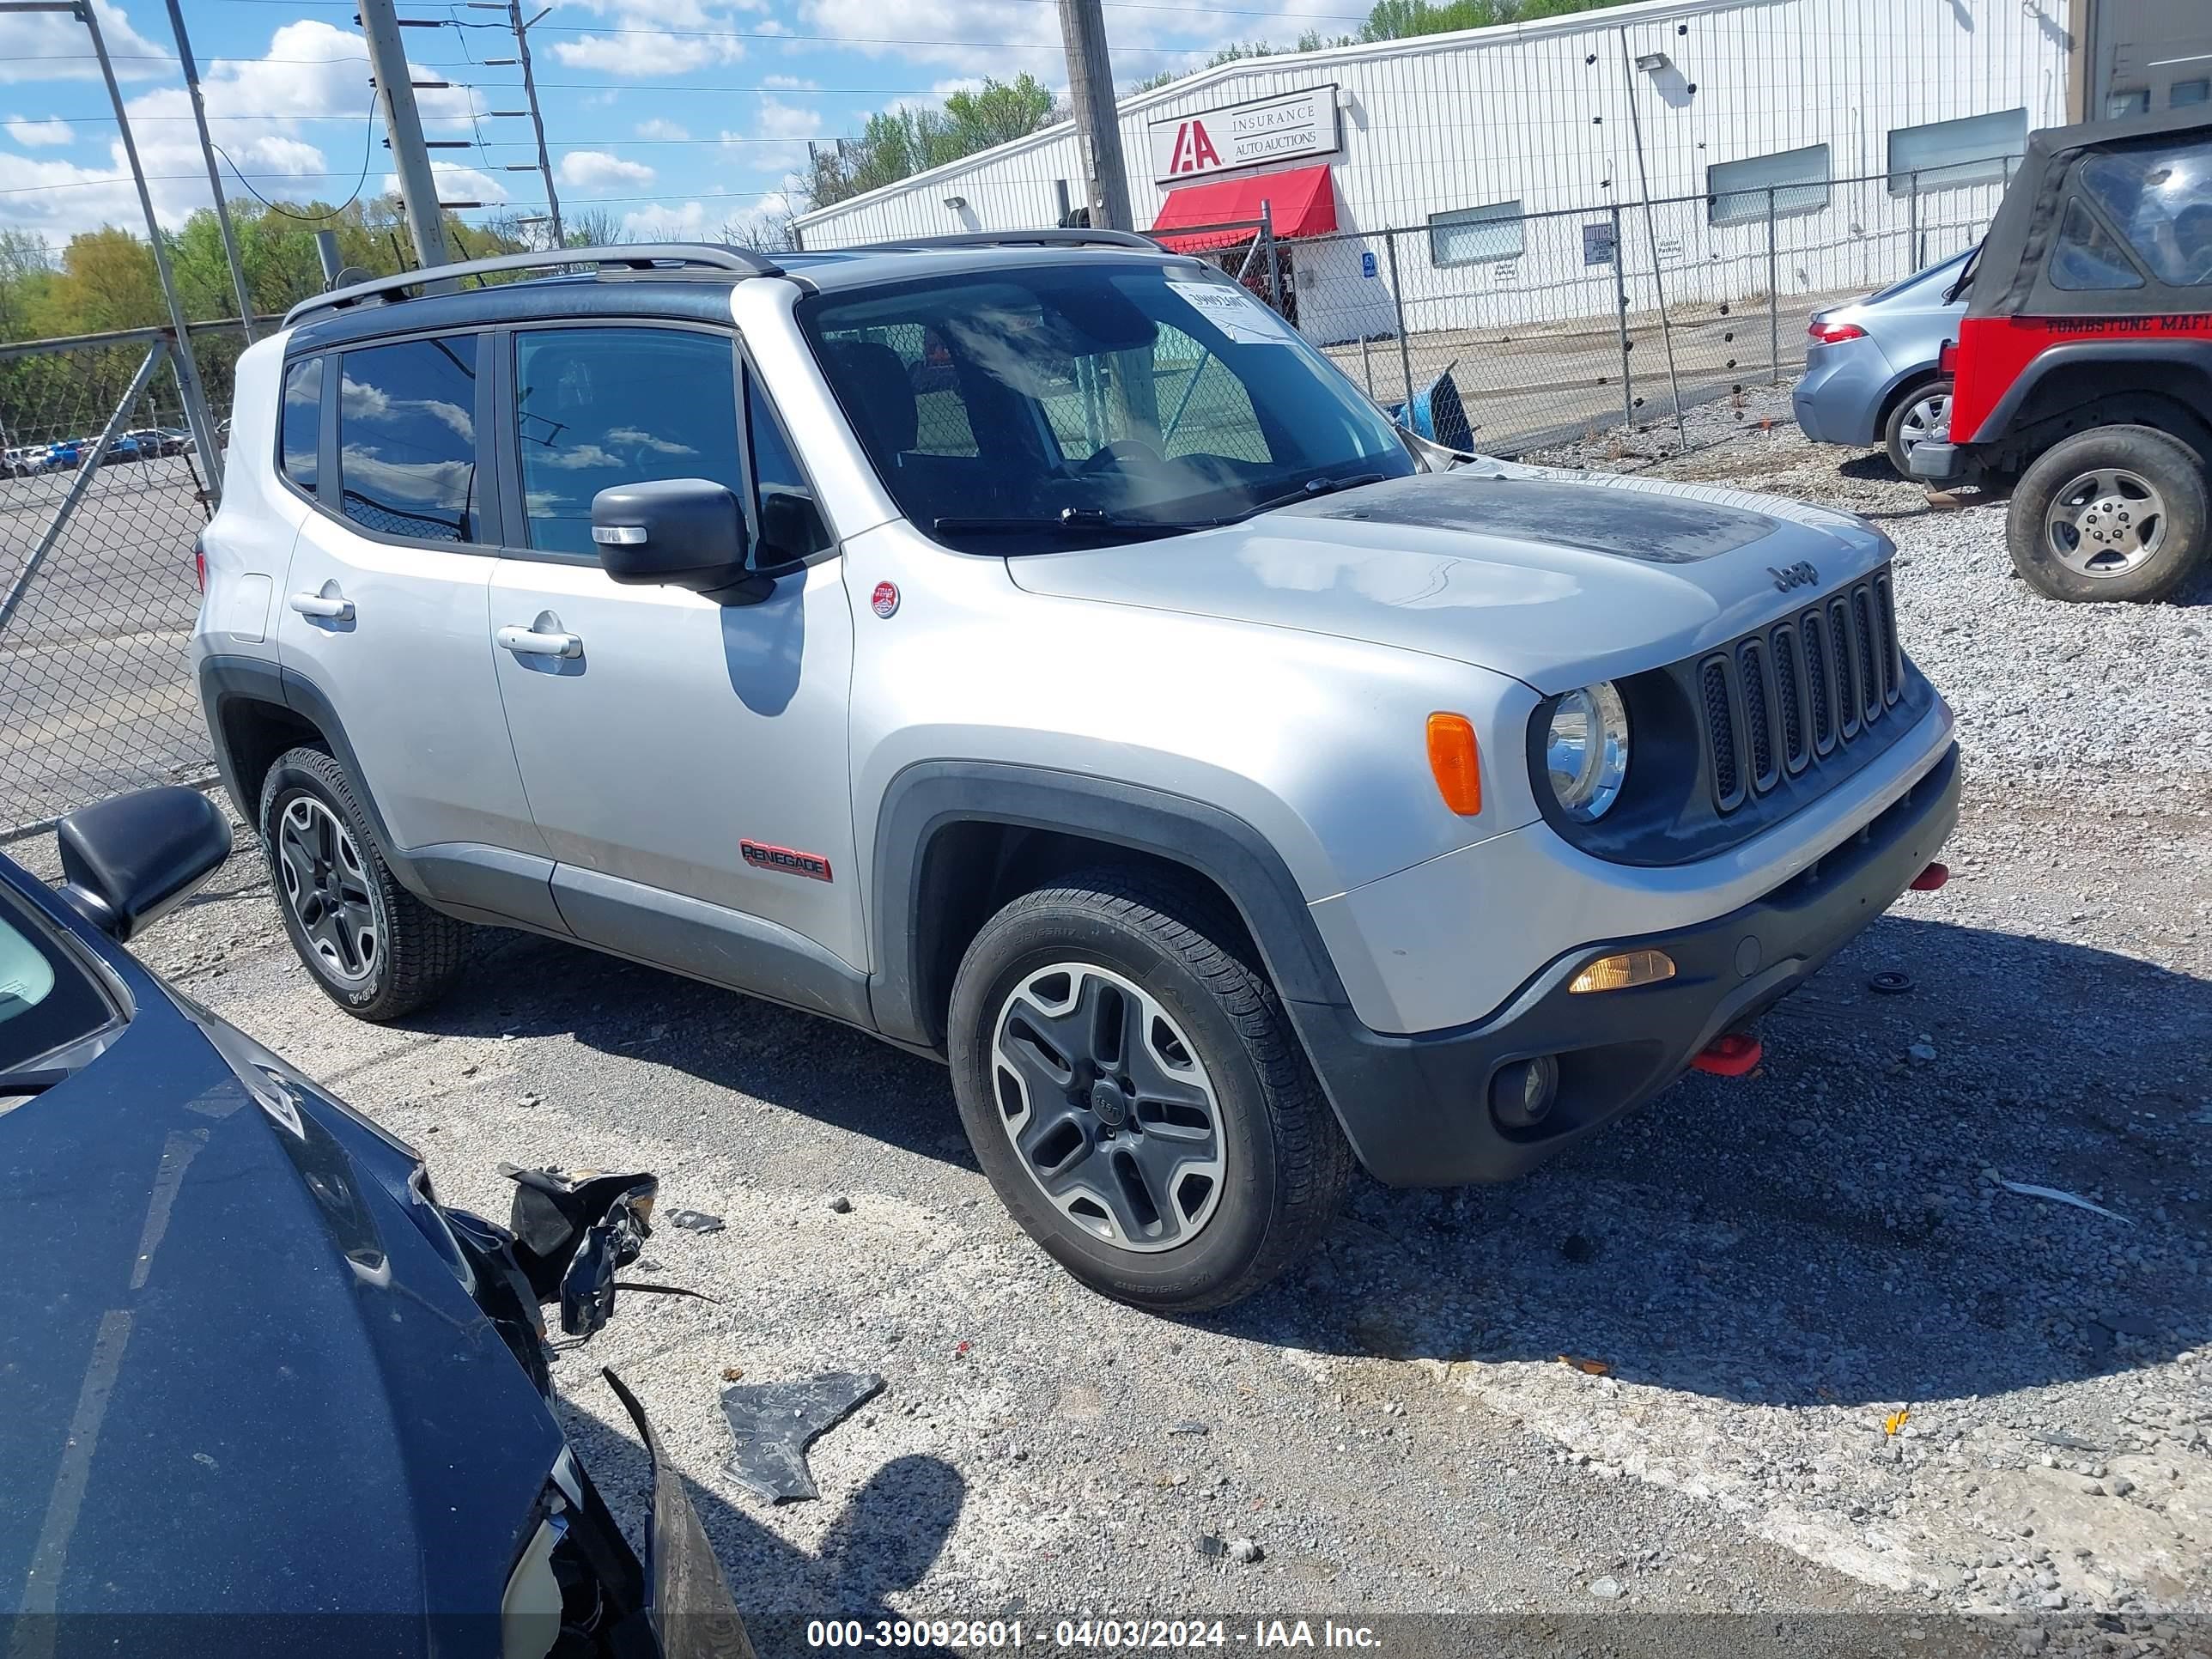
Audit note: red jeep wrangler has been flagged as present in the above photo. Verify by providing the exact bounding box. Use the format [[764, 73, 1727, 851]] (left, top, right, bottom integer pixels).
[[1911, 107, 2212, 603]]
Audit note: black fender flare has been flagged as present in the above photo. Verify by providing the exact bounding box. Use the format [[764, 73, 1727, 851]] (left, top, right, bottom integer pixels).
[[1972, 337, 2212, 449], [866, 762, 1354, 1052]]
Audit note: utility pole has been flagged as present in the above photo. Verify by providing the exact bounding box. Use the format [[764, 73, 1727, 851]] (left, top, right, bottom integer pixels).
[[470, 1, 564, 249], [162, 0, 253, 338], [359, 0, 452, 270], [1056, 0, 1133, 232]]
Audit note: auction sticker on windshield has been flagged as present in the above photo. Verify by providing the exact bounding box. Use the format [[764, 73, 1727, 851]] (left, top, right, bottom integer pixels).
[[1167, 280, 1294, 345]]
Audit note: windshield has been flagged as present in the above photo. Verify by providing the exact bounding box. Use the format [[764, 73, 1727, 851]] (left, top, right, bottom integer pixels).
[[0, 884, 114, 1081], [799, 262, 1413, 548]]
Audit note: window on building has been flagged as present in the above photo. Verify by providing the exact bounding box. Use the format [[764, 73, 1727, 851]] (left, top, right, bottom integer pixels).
[[1428, 201, 1525, 267], [2172, 80, 2210, 108], [2106, 88, 2150, 118], [2077, 138, 2212, 287], [2048, 198, 2147, 291], [513, 326, 745, 556], [337, 336, 480, 543], [280, 356, 321, 495], [744, 373, 832, 565], [1887, 108, 2027, 194], [1708, 144, 1831, 226]]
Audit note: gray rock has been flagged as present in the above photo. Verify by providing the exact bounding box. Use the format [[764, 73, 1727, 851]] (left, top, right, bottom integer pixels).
[[1588, 1577, 1623, 1600], [1227, 1538, 1264, 1565], [826, 1194, 853, 1213]]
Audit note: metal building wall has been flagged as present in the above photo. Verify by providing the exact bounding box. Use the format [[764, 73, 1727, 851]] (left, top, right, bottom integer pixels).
[[793, 0, 2072, 327]]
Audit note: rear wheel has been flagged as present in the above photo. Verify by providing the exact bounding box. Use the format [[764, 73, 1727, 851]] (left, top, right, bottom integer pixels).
[[947, 870, 1352, 1313], [1882, 378, 1952, 478], [258, 745, 472, 1020], [2008, 424, 2209, 603]]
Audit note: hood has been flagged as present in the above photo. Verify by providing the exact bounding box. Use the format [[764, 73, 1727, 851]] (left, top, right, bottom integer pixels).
[[1006, 469, 1894, 692], [0, 965, 559, 1627]]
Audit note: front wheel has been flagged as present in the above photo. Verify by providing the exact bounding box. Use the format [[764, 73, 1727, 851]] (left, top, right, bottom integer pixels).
[[2007, 424, 2209, 603], [946, 871, 1352, 1313]]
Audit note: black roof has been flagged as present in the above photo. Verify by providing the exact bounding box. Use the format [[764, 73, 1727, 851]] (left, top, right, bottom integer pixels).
[[283, 234, 1198, 353], [1970, 105, 2212, 320]]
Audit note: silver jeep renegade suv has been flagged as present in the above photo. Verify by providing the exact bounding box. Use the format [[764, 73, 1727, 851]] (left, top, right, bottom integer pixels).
[[194, 235, 1960, 1312]]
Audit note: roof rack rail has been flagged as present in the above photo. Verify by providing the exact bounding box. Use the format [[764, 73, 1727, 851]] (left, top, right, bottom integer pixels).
[[282, 243, 784, 328], [852, 228, 1165, 254]]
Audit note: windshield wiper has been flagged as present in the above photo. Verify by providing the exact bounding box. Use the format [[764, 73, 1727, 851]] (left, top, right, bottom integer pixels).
[[933, 507, 1221, 537], [1232, 471, 1389, 521]]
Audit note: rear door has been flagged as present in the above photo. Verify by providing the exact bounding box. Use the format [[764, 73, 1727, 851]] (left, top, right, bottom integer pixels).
[[276, 330, 546, 860], [483, 321, 865, 1013]]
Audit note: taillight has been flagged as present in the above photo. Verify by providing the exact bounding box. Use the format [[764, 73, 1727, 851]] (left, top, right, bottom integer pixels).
[[1807, 320, 1868, 345], [192, 535, 205, 592], [1937, 338, 1958, 374]]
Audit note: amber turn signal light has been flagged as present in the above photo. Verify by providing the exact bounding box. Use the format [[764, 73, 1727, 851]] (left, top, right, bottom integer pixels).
[[1568, 949, 1676, 994], [1425, 713, 1481, 815]]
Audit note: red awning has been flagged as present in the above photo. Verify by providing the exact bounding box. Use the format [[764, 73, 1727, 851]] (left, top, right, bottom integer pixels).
[[1150, 164, 1337, 253]]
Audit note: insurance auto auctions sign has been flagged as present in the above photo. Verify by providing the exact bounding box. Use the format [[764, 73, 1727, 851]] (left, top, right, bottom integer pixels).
[[1147, 85, 1343, 185]]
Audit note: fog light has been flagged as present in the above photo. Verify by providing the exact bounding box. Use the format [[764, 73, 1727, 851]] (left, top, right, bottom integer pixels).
[[1568, 949, 1676, 994], [1490, 1055, 1559, 1129]]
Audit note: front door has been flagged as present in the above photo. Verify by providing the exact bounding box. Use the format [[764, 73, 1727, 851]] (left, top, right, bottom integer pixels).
[[485, 322, 866, 1011], [277, 331, 545, 860]]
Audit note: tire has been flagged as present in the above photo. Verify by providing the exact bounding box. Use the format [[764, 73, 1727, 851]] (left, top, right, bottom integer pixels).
[[1882, 377, 1952, 479], [946, 869, 1352, 1314], [2007, 424, 2209, 604], [258, 744, 471, 1020]]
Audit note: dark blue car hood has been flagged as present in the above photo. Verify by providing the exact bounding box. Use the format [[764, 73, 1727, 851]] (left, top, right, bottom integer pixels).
[[0, 898, 561, 1635]]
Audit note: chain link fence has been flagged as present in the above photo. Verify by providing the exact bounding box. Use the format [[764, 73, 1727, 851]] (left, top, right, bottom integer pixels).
[[1273, 165, 2008, 457], [0, 325, 239, 839]]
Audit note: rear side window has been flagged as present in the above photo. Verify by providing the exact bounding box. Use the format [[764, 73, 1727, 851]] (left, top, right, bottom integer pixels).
[[2078, 140, 2212, 288], [2050, 199, 2147, 292], [514, 326, 744, 556], [280, 357, 321, 494], [337, 336, 482, 543]]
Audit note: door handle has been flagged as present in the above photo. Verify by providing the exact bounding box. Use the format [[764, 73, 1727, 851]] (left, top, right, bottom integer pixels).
[[289, 590, 354, 621], [497, 623, 583, 659]]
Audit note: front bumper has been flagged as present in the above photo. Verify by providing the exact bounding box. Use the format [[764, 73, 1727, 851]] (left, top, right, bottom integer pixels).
[[1295, 741, 1960, 1186]]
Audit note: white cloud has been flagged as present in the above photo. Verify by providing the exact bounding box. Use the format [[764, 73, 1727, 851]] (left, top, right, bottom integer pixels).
[[550, 0, 749, 74], [797, 0, 1061, 76], [556, 149, 656, 190], [0, 21, 501, 240], [0, 1, 167, 83], [635, 118, 690, 141], [758, 74, 817, 91], [381, 161, 508, 206], [5, 116, 73, 149], [756, 96, 823, 142], [617, 200, 714, 240]]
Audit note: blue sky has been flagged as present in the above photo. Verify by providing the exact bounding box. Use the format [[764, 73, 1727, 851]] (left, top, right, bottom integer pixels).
[[0, 0, 1365, 246]]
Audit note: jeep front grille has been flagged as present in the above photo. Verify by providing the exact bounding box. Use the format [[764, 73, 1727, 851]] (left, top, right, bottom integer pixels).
[[1698, 572, 1903, 812]]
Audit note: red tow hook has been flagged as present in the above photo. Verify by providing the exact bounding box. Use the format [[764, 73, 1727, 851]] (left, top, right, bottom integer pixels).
[[1691, 1032, 1763, 1077], [1909, 861, 1949, 891]]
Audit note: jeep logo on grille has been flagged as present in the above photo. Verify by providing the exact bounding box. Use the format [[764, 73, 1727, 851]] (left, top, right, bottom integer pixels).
[[1768, 561, 1820, 592]]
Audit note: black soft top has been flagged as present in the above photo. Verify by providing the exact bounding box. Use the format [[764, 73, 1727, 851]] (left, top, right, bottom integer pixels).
[[1970, 105, 2212, 319]]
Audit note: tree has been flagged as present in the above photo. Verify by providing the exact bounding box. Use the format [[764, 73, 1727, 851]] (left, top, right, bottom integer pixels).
[[801, 74, 1060, 210]]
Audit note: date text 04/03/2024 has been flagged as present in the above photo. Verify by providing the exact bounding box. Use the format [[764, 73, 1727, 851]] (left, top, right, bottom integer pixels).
[[803, 1620, 1382, 1650]]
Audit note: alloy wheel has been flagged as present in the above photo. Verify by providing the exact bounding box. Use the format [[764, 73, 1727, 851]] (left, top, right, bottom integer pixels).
[[276, 796, 379, 982], [1897, 389, 1949, 454], [989, 962, 1225, 1251], [2045, 467, 2166, 577]]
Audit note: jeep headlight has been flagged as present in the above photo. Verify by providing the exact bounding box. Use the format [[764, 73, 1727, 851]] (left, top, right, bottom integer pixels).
[[1544, 683, 1630, 821]]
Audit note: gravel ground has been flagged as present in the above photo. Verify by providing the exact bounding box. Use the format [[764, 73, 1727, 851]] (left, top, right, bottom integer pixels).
[[19, 394, 2208, 1655]]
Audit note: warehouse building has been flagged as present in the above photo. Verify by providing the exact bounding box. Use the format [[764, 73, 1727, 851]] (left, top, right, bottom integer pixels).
[[791, 0, 2198, 344]]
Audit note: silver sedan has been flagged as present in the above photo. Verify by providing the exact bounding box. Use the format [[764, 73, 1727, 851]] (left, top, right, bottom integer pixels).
[[1792, 246, 1972, 478]]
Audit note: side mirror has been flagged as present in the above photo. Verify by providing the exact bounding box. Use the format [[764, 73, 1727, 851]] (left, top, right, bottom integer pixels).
[[591, 478, 770, 605], [55, 787, 231, 942]]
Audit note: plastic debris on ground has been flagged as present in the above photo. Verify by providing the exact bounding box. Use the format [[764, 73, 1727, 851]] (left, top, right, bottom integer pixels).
[[668, 1209, 726, 1233], [720, 1371, 885, 1502], [1996, 1181, 2134, 1225]]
